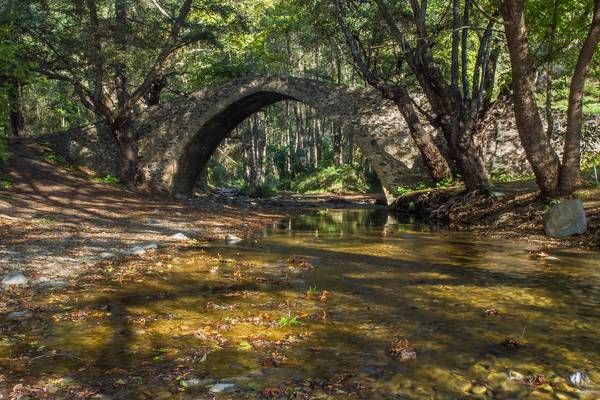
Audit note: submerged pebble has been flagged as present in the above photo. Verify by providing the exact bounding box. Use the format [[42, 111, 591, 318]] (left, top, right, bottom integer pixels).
[[209, 383, 238, 393], [471, 385, 487, 394], [7, 311, 32, 320]]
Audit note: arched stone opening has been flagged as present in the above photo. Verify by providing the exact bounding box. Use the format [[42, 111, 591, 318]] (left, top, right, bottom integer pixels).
[[131, 76, 425, 204], [170, 91, 294, 195]]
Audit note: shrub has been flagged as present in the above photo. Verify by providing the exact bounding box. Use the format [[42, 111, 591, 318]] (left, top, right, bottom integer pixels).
[[240, 183, 277, 198], [92, 174, 120, 185], [291, 165, 369, 193]]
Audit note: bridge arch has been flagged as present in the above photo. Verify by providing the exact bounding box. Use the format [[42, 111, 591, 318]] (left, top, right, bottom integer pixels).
[[131, 76, 424, 203]]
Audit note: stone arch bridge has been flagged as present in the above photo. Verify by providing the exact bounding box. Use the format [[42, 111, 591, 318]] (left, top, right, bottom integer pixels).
[[47, 75, 430, 204]]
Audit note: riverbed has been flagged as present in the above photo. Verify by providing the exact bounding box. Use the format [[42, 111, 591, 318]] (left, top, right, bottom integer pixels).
[[2, 209, 599, 399]]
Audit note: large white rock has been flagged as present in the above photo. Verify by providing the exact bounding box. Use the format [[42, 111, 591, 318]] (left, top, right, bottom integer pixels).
[[1, 272, 28, 287], [543, 199, 588, 238]]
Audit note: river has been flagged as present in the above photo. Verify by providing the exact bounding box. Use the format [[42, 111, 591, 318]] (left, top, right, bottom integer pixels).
[[2, 209, 599, 399]]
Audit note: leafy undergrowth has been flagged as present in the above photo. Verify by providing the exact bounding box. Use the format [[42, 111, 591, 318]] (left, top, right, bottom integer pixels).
[[291, 166, 370, 194]]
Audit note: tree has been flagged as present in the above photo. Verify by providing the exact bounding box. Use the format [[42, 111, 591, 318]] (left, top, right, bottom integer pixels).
[[16, 0, 215, 185], [333, 0, 451, 183], [334, 0, 506, 191], [0, 0, 30, 137], [500, 0, 600, 196]]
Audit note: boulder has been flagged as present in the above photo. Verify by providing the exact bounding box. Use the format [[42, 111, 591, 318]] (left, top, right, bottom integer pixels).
[[1, 272, 28, 287], [543, 199, 587, 238]]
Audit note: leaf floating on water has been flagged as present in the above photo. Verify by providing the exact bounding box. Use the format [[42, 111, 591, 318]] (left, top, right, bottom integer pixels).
[[319, 290, 333, 302], [287, 256, 314, 270], [387, 338, 417, 361], [523, 374, 546, 387], [500, 337, 522, 350], [483, 307, 498, 317]]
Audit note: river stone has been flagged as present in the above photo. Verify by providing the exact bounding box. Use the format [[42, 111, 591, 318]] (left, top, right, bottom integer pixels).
[[126, 242, 159, 256], [209, 383, 237, 393], [225, 234, 242, 244], [169, 232, 189, 241], [8, 311, 33, 320], [543, 199, 587, 238], [37, 280, 67, 288], [1, 272, 28, 287], [471, 385, 487, 395], [126, 246, 146, 256]]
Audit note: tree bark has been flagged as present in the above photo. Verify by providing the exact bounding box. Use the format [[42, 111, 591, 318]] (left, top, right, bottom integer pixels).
[[393, 91, 452, 182], [8, 82, 26, 137], [501, 0, 562, 196], [333, 124, 342, 166], [559, 0, 600, 194], [113, 122, 140, 185], [545, 0, 559, 139]]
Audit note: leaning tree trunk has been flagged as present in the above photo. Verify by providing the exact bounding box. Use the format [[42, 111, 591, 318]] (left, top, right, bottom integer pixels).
[[394, 100, 452, 182], [559, 0, 600, 194], [501, 0, 562, 197]]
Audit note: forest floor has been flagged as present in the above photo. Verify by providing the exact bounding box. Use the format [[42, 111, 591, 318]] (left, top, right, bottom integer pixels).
[[391, 180, 600, 250], [0, 141, 381, 285]]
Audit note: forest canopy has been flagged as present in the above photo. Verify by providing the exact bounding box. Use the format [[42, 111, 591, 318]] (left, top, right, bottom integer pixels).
[[1, 0, 599, 195]]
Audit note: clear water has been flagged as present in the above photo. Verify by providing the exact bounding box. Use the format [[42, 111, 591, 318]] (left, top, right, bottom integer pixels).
[[2, 209, 599, 399]]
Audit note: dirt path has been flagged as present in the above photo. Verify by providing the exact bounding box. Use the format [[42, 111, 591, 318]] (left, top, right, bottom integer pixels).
[[0, 142, 293, 283]]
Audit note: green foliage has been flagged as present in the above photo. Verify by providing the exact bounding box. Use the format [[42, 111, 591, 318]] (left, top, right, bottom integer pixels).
[[306, 286, 318, 297], [0, 175, 12, 190], [0, 138, 7, 163], [91, 175, 120, 185], [278, 315, 302, 327], [434, 176, 460, 189], [42, 153, 66, 164], [291, 165, 369, 194], [239, 183, 277, 198]]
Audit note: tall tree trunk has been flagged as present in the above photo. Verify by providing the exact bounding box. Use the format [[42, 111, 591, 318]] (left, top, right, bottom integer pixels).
[[545, 0, 559, 139], [8, 82, 26, 137], [501, 0, 562, 196], [393, 89, 452, 182], [346, 133, 354, 164], [113, 121, 141, 185], [559, 0, 600, 194], [333, 123, 342, 166]]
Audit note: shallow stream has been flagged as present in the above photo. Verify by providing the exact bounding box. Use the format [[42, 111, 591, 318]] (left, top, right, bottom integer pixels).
[[2, 209, 599, 399]]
